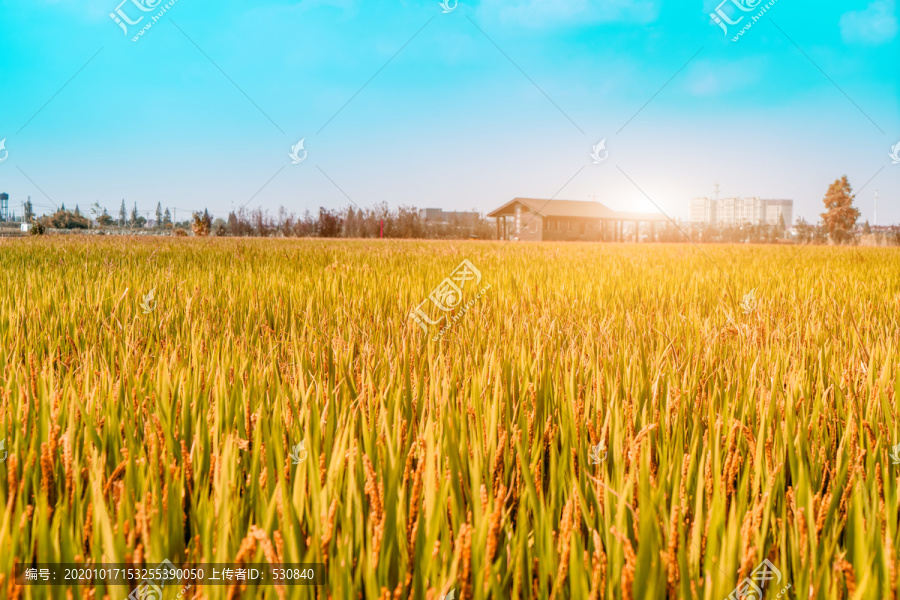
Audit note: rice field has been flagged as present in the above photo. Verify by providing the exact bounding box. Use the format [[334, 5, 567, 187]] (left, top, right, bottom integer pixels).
[[0, 236, 898, 599]]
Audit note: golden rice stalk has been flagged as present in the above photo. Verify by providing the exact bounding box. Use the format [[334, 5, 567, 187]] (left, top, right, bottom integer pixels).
[[233, 528, 258, 564], [19, 504, 34, 534], [456, 514, 473, 600], [666, 504, 680, 598], [588, 530, 607, 600], [737, 510, 757, 584], [491, 432, 507, 498], [321, 498, 338, 567], [402, 440, 417, 489], [363, 454, 385, 568], [251, 527, 285, 600], [40, 442, 56, 509], [82, 502, 93, 556], [407, 459, 425, 551], [485, 485, 506, 589], [886, 529, 897, 600], [181, 438, 194, 495], [6, 455, 18, 510], [611, 526, 635, 600], [834, 556, 857, 597], [63, 430, 74, 506], [550, 491, 577, 600]]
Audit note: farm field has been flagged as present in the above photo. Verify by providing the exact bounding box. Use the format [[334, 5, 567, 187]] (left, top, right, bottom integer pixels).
[[0, 237, 898, 599]]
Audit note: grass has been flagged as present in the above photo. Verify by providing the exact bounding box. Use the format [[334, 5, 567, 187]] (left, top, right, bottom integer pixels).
[[0, 236, 898, 599]]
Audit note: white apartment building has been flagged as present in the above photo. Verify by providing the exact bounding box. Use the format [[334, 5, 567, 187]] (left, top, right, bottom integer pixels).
[[691, 197, 792, 227], [763, 199, 793, 229], [690, 197, 717, 225]]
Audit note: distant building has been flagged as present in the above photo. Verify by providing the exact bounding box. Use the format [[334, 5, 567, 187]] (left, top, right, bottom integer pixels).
[[763, 199, 793, 228], [488, 198, 669, 242], [419, 208, 480, 227], [691, 197, 792, 228], [690, 197, 717, 225]]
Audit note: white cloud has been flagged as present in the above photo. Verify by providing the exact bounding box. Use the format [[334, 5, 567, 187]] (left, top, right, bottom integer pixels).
[[840, 0, 898, 45], [475, 0, 661, 27]]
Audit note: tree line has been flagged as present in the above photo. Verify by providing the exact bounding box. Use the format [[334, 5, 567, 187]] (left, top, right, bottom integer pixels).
[[26, 201, 494, 240], [23, 176, 898, 244], [188, 205, 496, 239]]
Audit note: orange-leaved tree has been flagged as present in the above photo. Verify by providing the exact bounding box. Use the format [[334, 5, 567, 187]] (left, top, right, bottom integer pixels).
[[820, 176, 859, 244]]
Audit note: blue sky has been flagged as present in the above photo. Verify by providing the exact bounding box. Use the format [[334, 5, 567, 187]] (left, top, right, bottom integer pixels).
[[0, 0, 898, 224]]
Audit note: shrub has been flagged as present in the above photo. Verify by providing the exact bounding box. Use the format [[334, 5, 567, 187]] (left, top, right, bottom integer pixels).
[[191, 210, 212, 236], [48, 209, 90, 230]]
